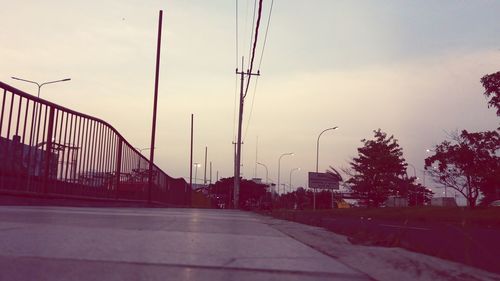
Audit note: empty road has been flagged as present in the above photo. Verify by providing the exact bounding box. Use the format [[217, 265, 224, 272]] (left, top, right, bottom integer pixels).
[[1, 205, 499, 280], [0, 206, 368, 281]]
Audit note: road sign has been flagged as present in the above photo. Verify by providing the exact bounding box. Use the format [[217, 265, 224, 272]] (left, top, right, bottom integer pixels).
[[308, 172, 340, 189]]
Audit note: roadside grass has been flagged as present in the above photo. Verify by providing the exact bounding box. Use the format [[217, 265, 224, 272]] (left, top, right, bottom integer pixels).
[[261, 207, 500, 228]]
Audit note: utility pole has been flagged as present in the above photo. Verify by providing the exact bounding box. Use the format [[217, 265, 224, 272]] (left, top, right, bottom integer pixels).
[[234, 57, 259, 209]]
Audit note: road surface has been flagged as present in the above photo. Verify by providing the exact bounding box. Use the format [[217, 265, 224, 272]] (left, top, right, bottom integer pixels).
[[0, 206, 368, 281], [1, 206, 499, 281]]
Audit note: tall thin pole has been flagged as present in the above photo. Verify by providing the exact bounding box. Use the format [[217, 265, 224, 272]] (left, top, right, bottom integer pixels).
[[234, 57, 260, 209], [204, 146, 208, 185], [232, 141, 236, 207], [234, 57, 245, 209], [210, 161, 212, 184], [190, 114, 193, 189], [257, 162, 268, 184], [315, 126, 338, 210], [148, 10, 163, 203], [289, 168, 299, 194], [278, 153, 293, 197]]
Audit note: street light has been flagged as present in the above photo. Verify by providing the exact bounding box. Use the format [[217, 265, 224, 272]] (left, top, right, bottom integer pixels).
[[289, 167, 300, 193], [277, 152, 294, 196], [316, 126, 338, 173], [315, 126, 338, 210], [11, 76, 71, 98], [256, 162, 269, 184], [407, 163, 417, 178]]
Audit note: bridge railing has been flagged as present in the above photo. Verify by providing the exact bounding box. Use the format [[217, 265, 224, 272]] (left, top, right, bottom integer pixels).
[[0, 81, 190, 206]]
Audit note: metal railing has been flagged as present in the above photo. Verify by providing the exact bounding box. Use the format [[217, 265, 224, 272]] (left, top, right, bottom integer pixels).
[[0, 81, 190, 206]]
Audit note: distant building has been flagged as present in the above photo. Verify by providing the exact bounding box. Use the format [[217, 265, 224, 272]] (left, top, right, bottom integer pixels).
[[251, 178, 262, 184], [385, 196, 408, 207], [431, 197, 457, 207], [191, 183, 208, 191], [0, 136, 58, 178]]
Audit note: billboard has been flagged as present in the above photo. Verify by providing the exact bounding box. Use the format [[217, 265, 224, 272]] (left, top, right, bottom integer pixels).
[[308, 172, 340, 189]]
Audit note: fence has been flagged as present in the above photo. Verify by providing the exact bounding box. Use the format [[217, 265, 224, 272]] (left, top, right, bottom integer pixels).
[[0, 81, 190, 206]]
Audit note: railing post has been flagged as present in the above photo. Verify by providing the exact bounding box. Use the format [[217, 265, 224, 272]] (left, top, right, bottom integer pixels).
[[43, 107, 55, 194], [115, 139, 122, 199]]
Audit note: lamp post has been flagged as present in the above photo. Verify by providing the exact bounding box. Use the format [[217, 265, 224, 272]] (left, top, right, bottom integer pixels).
[[11, 76, 71, 98], [407, 163, 419, 205], [278, 152, 294, 196], [256, 162, 269, 184], [289, 167, 300, 193], [315, 126, 338, 210], [407, 163, 417, 178]]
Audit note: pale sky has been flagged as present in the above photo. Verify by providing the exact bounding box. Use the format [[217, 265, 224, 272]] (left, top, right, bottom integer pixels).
[[1, 1, 499, 194]]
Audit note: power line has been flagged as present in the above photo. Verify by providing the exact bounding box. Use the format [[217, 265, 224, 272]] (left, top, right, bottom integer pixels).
[[232, 75, 239, 142], [233, 0, 239, 142], [235, 0, 239, 68], [243, 0, 263, 99], [243, 76, 259, 141], [244, 0, 274, 141], [248, 0, 257, 62], [258, 0, 274, 70]]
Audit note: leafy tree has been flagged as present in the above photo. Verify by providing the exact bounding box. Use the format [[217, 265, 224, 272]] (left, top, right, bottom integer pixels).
[[208, 177, 269, 209], [481, 71, 500, 116], [293, 187, 311, 209], [348, 129, 413, 207], [425, 130, 500, 208], [400, 181, 433, 206]]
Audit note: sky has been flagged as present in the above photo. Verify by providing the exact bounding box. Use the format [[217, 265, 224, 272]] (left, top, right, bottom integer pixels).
[[1, 0, 499, 197]]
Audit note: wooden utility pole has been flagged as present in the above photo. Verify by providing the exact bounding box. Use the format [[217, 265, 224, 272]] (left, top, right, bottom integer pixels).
[[234, 57, 259, 208]]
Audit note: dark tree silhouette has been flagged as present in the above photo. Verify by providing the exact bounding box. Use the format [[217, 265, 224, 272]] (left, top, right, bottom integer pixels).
[[481, 71, 500, 116], [399, 181, 433, 206], [348, 129, 413, 207], [293, 187, 311, 209], [208, 177, 268, 209], [425, 130, 500, 208]]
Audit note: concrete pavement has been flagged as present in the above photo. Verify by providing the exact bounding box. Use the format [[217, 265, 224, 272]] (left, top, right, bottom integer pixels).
[[0, 206, 368, 281]]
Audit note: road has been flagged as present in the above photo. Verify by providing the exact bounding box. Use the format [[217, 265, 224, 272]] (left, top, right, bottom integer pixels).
[[1, 205, 499, 281], [0, 206, 368, 281]]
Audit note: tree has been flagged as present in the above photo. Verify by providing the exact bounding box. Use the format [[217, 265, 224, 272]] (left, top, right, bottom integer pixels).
[[399, 181, 433, 206], [481, 71, 500, 116], [348, 129, 413, 207], [425, 130, 500, 208], [208, 177, 269, 209]]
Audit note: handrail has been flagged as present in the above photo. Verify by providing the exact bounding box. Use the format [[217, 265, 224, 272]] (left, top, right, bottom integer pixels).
[[0, 81, 153, 170], [0, 81, 189, 205]]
